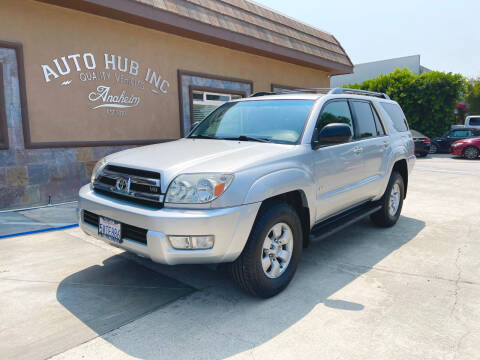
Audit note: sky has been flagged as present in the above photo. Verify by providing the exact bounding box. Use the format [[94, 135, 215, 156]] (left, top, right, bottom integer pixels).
[[253, 0, 479, 78]]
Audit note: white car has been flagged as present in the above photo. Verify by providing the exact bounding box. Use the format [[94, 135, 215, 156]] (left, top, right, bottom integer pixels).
[[465, 115, 480, 128], [79, 88, 415, 297], [452, 115, 480, 129]]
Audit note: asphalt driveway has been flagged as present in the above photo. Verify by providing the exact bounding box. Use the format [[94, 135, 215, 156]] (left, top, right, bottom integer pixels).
[[0, 154, 479, 360]]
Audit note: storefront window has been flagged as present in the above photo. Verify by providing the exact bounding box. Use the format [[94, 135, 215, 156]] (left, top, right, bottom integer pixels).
[[192, 90, 242, 123]]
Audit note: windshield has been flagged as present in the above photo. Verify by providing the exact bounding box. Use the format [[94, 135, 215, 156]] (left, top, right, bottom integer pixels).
[[189, 99, 314, 144]]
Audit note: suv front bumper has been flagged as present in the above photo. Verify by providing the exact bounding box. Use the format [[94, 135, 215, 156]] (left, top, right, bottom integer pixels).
[[78, 185, 260, 265]]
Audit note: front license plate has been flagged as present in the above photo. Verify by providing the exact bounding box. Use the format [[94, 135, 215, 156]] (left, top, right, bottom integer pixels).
[[98, 216, 122, 243]]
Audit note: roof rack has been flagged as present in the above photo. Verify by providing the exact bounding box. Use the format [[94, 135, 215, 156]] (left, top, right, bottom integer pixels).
[[250, 91, 276, 97], [250, 88, 390, 100], [329, 88, 390, 99]]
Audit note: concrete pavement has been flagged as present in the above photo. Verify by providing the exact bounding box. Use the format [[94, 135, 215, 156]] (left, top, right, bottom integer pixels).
[[0, 202, 78, 237], [1, 154, 479, 360]]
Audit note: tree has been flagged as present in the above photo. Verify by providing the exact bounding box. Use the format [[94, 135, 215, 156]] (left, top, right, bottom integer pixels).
[[345, 68, 466, 137], [465, 78, 480, 115]]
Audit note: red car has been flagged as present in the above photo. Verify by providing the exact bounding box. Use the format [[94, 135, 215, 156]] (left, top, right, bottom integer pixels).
[[450, 137, 480, 159]]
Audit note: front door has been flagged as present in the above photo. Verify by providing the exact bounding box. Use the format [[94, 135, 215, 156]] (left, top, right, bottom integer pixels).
[[311, 100, 365, 222]]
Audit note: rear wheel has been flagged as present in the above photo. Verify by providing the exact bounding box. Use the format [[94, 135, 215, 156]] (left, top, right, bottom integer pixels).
[[463, 146, 479, 160], [429, 143, 438, 154], [231, 201, 302, 298], [371, 171, 404, 227]]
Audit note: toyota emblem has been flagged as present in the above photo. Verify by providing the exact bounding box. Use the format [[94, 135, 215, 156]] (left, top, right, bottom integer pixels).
[[115, 177, 131, 193]]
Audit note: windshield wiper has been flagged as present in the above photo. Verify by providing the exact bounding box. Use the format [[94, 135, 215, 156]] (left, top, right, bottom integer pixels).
[[223, 135, 272, 143], [189, 134, 218, 139]]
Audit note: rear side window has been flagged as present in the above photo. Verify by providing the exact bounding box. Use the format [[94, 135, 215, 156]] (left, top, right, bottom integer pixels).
[[380, 102, 409, 132], [469, 117, 480, 126], [351, 101, 383, 138]]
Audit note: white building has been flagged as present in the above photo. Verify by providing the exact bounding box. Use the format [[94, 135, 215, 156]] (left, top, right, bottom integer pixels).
[[330, 55, 431, 87]]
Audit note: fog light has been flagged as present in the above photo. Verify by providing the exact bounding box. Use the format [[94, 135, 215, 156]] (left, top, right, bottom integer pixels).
[[168, 235, 214, 250]]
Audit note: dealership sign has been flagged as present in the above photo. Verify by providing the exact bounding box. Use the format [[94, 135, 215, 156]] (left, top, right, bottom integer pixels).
[[41, 52, 169, 116]]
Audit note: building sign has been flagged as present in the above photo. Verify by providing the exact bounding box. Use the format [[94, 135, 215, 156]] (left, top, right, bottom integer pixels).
[[40, 52, 170, 117]]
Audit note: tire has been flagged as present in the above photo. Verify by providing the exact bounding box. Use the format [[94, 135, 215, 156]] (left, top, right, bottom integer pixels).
[[418, 152, 428, 158], [429, 143, 438, 154], [370, 171, 404, 227], [463, 146, 479, 160], [230, 201, 303, 298]]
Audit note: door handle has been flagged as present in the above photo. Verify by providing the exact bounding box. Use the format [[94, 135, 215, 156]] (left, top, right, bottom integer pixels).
[[353, 146, 363, 154], [383, 141, 389, 148]]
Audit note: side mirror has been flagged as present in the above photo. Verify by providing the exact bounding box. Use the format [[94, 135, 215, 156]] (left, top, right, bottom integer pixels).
[[313, 123, 352, 149]]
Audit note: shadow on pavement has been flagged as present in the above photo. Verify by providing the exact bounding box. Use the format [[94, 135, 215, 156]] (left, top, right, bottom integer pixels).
[[57, 215, 425, 359]]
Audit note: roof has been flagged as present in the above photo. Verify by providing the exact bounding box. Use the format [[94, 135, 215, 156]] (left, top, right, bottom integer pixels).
[[39, 0, 353, 74]]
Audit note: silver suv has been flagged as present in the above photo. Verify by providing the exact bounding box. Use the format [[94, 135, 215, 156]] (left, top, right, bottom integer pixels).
[[79, 88, 415, 297]]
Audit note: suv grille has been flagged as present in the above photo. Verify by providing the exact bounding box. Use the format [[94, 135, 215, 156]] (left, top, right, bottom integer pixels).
[[93, 165, 163, 208]]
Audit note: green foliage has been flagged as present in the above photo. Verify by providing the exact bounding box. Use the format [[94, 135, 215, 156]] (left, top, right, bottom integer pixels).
[[466, 78, 480, 115], [345, 68, 466, 137]]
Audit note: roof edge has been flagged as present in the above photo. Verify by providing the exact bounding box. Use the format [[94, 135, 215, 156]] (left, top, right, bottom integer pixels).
[[35, 0, 353, 74]]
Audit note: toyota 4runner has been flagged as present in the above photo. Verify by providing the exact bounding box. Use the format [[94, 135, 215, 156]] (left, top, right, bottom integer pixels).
[[79, 88, 415, 298]]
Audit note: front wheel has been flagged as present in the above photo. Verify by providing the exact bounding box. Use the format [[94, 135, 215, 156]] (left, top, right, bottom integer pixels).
[[230, 201, 303, 298], [371, 171, 404, 227], [463, 146, 479, 160], [429, 143, 438, 154]]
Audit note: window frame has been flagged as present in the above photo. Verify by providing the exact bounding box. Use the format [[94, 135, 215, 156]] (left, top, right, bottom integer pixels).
[[0, 63, 8, 150], [349, 99, 386, 140], [311, 99, 356, 149]]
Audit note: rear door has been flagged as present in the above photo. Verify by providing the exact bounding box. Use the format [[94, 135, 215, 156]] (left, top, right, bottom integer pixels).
[[350, 100, 389, 199], [311, 100, 366, 221]]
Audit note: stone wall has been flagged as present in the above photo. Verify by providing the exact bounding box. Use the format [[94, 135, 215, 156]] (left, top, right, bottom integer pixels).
[[0, 47, 132, 210]]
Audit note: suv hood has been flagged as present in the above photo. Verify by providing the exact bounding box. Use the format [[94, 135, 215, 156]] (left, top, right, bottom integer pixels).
[[106, 138, 298, 181]]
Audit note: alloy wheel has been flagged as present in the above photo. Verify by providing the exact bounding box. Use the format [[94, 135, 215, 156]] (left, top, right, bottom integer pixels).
[[388, 183, 401, 217], [261, 222, 294, 279], [464, 146, 479, 160]]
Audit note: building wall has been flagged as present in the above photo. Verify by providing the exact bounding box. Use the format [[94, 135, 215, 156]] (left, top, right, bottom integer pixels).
[[330, 55, 423, 88], [0, 0, 330, 210]]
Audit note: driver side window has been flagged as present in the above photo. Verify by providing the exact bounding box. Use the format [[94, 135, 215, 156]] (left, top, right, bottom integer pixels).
[[314, 100, 354, 137]]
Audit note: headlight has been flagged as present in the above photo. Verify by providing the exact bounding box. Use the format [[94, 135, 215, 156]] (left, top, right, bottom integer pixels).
[[452, 142, 463, 147], [90, 157, 107, 184], [165, 173, 234, 203]]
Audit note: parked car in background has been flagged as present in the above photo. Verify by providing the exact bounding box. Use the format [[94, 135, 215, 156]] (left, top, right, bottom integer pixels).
[[451, 116, 480, 130], [411, 130, 430, 157], [430, 128, 480, 153], [450, 137, 480, 159], [465, 116, 480, 128]]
